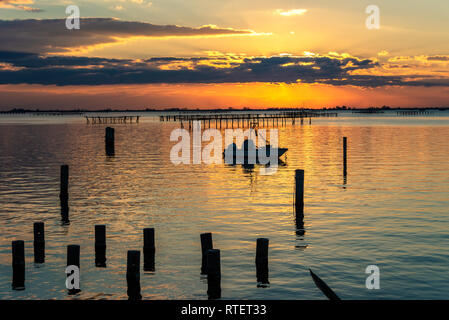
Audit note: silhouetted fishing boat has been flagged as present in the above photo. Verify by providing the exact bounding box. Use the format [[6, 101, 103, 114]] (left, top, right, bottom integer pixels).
[[223, 140, 287, 164]]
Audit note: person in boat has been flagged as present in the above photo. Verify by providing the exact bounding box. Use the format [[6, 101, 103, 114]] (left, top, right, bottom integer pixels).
[[224, 142, 237, 164], [242, 139, 257, 165]]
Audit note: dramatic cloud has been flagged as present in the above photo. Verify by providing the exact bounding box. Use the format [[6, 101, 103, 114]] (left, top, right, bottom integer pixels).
[[1, 50, 447, 87], [0, 18, 257, 54], [0, 0, 41, 12], [427, 55, 449, 61]]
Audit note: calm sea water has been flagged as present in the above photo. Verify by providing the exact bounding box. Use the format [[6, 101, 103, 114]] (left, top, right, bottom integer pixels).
[[0, 111, 449, 300]]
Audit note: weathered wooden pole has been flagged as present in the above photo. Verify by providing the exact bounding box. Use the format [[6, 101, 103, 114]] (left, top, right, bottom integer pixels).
[[200, 233, 213, 275], [60, 164, 69, 199], [143, 228, 155, 272], [295, 169, 304, 217], [105, 127, 115, 156], [67, 244, 81, 294], [296, 214, 305, 236], [95, 225, 106, 267], [60, 165, 69, 223], [126, 250, 142, 300], [206, 249, 221, 299], [12, 240, 25, 290], [33, 222, 45, 263], [343, 137, 347, 176], [255, 238, 269, 286]]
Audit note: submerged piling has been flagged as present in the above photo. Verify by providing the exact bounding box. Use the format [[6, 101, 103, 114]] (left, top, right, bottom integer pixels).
[[95, 225, 106, 267], [60, 164, 69, 195], [255, 238, 269, 286], [343, 137, 347, 176], [206, 249, 221, 299], [33, 222, 45, 263], [295, 169, 304, 217], [60, 165, 69, 223], [143, 228, 155, 272], [67, 244, 81, 294], [200, 233, 213, 275], [12, 240, 25, 290], [126, 250, 142, 300], [105, 127, 115, 156]]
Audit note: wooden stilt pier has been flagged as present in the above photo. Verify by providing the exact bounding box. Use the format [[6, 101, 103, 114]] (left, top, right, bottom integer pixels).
[[159, 111, 337, 128], [86, 116, 140, 124], [396, 110, 432, 116]]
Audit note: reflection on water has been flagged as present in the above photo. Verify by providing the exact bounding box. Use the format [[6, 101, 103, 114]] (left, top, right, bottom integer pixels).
[[0, 113, 449, 299]]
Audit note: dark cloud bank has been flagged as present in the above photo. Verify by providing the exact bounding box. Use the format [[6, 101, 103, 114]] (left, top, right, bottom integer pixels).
[[1, 51, 448, 87], [0, 18, 253, 53]]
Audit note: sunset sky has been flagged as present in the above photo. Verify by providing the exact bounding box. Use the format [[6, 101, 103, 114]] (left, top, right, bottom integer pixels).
[[0, 0, 448, 109]]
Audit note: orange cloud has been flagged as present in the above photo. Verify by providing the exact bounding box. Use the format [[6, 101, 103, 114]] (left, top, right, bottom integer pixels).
[[0, 0, 41, 11], [275, 9, 308, 16]]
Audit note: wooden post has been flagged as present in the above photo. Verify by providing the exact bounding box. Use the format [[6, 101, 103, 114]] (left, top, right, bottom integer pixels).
[[200, 233, 213, 275], [67, 244, 81, 294], [95, 225, 106, 267], [105, 127, 115, 156], [206, 249, 221, 299], [143, 228, 155, 272], [60, 165, 69, 223], [255, 238, 269, 286], [295, 169, 304, 217], [296, 213, 305, 236], [60, 164, 68, 196], [12, 240, 25, 290], [126, 250, 142, 300], [33, 222, 45, 263], [343, 137, 347, 176]]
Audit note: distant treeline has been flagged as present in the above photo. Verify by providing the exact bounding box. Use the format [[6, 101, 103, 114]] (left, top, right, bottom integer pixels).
[[1, 106, 448, 114]]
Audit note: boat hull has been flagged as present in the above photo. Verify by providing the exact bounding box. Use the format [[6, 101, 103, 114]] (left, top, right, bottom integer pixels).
[[223, 147, 288, 164]]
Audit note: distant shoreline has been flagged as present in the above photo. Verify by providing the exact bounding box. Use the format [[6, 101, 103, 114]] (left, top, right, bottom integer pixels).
[[1, 106, 448, 114]]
